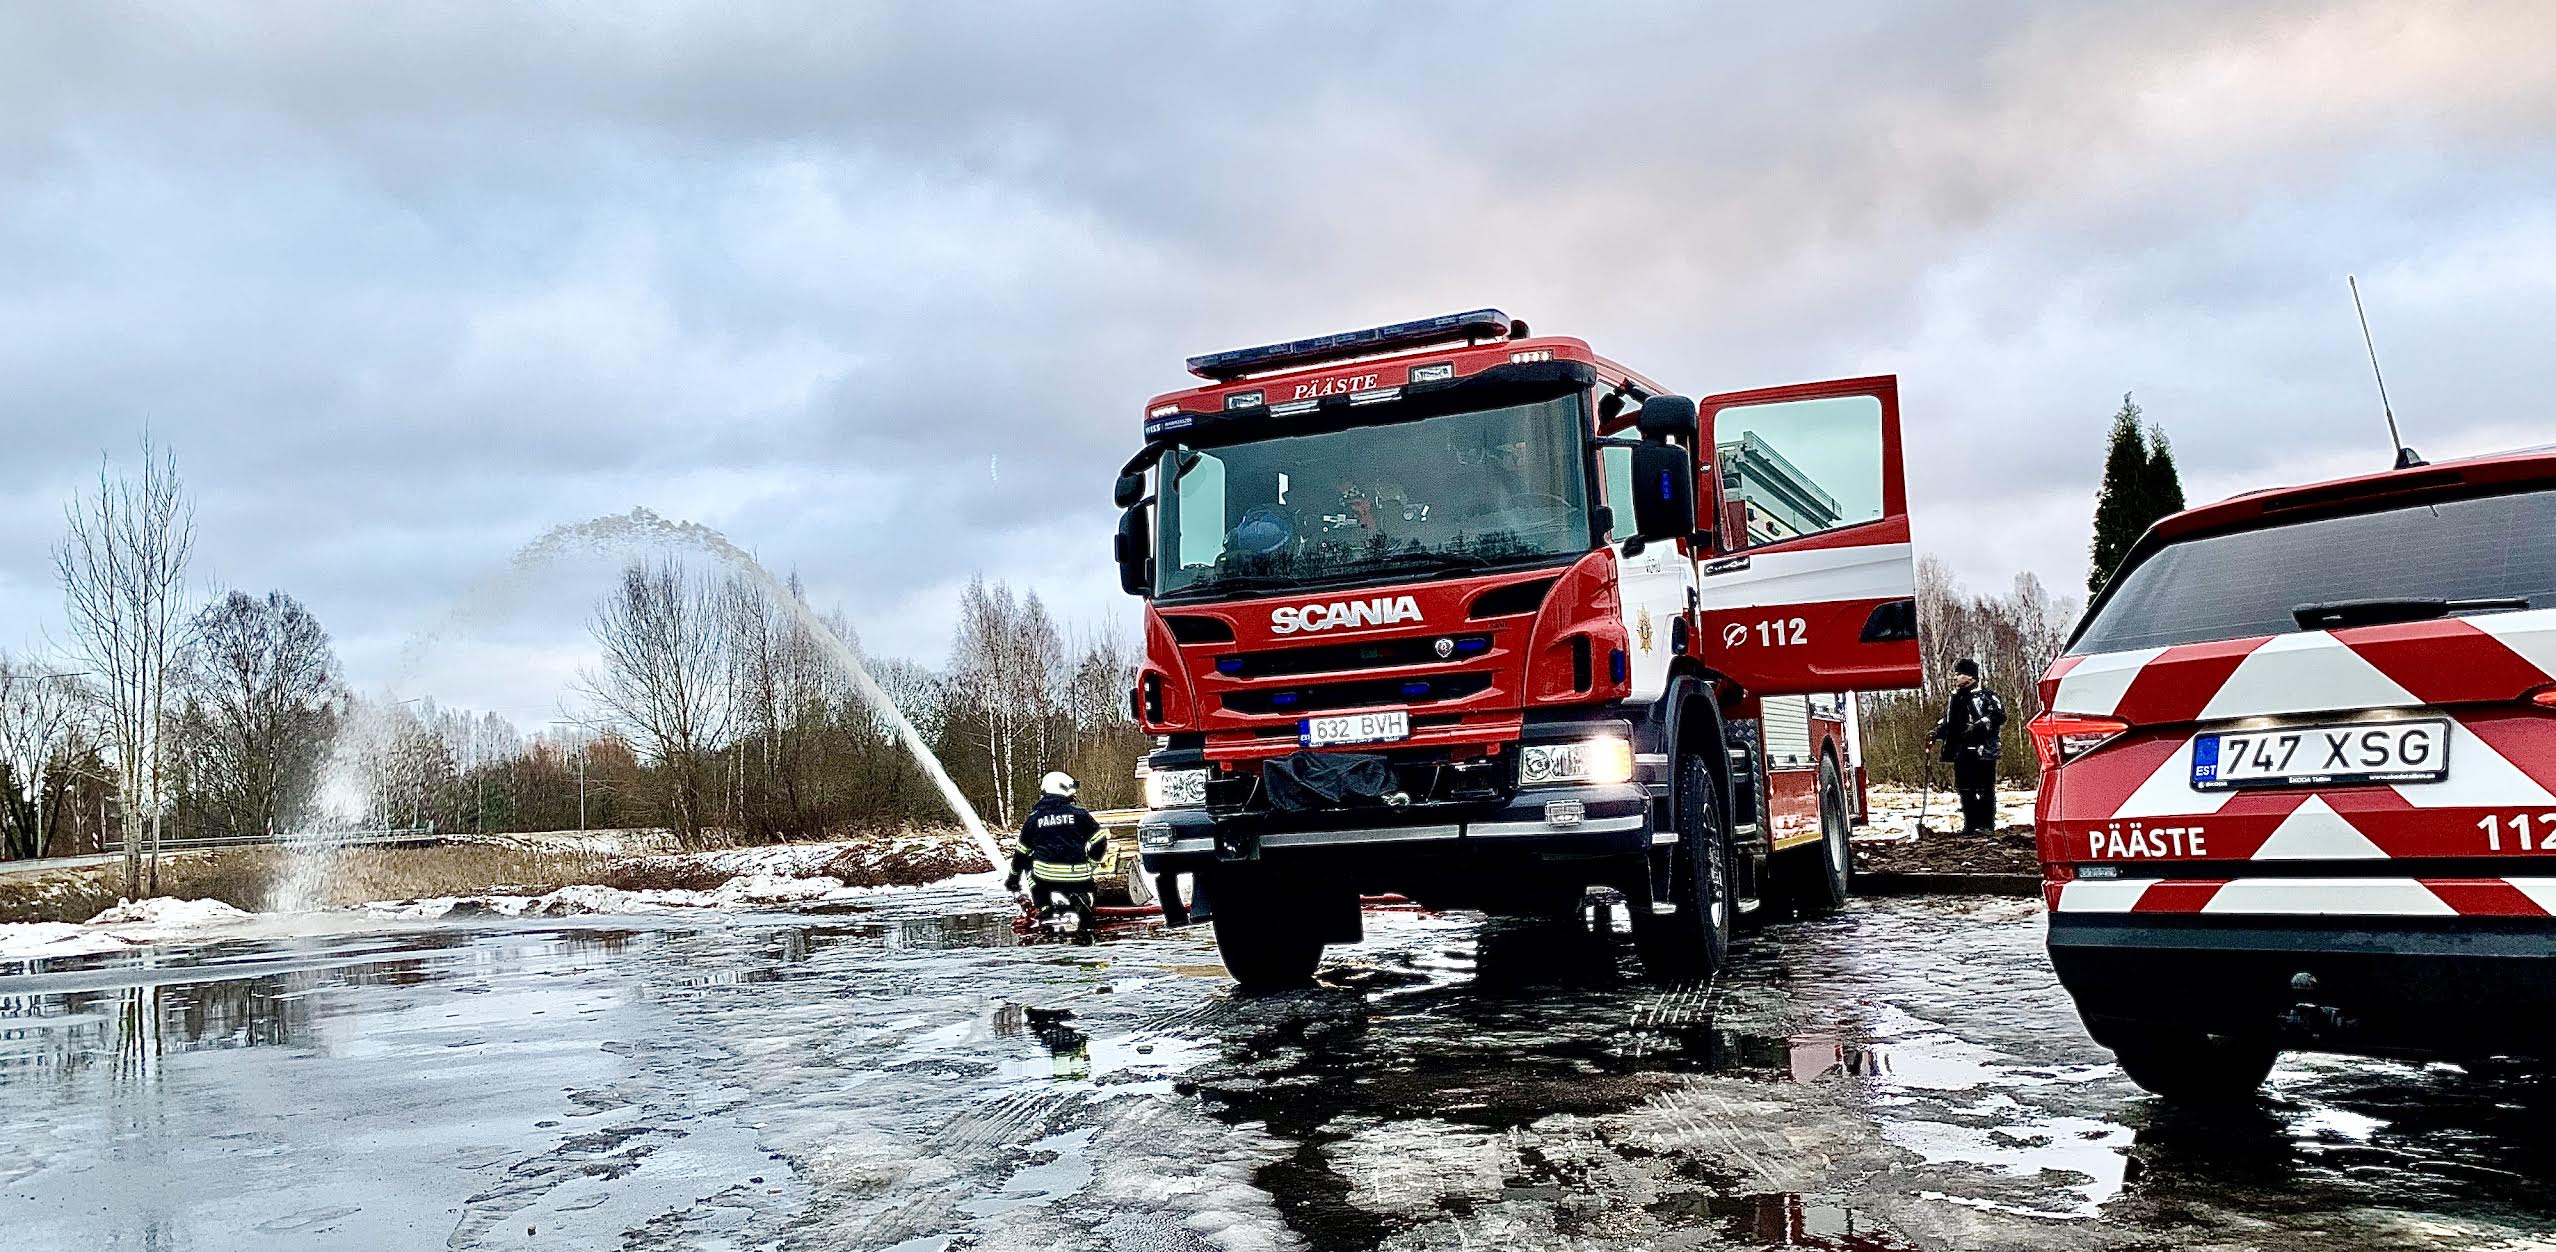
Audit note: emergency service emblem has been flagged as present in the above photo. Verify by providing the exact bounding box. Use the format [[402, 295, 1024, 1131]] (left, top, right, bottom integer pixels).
[[1635, 607, 1655, 653]]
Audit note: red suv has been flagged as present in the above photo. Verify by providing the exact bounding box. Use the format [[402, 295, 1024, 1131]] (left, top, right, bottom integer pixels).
[[2030, 448, 2556, 1101]]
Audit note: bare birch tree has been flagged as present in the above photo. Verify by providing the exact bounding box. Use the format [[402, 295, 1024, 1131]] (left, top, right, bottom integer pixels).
[[948, 578, 1069, 827], [0, 655, 87, 860], [577, 558, 733, 847], [178, 590, 344, 838], [1861, 557, 2079, 786], [55, 436, 195, 895]]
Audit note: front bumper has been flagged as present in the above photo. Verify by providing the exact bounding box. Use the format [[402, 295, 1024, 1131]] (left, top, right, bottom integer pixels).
[[1137, 782, 1659, 872], [2048, 913, 2556, 1059]]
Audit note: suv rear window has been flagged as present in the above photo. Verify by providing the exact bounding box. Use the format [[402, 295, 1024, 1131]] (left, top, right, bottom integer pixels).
[[2070, 486, 2556, 655]]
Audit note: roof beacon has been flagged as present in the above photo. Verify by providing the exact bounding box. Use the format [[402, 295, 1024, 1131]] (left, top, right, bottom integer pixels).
[[1185, 308, 1513, 381]]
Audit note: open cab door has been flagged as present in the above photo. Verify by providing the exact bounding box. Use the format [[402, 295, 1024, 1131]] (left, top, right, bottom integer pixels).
[[1693, 374, 1920, 696]]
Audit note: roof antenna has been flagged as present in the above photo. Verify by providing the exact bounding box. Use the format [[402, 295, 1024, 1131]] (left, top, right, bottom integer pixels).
[[2349, 274, 2423, 469]]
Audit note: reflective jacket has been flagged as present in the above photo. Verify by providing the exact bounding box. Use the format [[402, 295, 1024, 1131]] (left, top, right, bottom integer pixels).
[[1012, 796, 1106, 884]]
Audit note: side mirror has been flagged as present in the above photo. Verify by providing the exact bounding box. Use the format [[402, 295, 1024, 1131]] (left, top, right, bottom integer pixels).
[[1113, 471, 1147, 508], [1637, 395, 1699, 441], [1113, 505, 1152, 597], [1629, 442, 1695, 544]]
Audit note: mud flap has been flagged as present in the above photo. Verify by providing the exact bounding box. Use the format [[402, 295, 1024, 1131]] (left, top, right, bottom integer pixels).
[[1313, 884, 1364, 945]]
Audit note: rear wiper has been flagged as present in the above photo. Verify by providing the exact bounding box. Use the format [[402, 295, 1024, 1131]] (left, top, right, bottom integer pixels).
[[2292, 596, 2530, 630]]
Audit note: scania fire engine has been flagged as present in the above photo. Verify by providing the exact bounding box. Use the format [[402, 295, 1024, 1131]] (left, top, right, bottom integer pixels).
[[2034, 446, 2556, 1100], [1112, 309, 1924, 988]]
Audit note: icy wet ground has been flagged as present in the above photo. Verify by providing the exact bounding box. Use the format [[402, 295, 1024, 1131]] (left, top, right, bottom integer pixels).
[[3, 891, 2552, 1251]]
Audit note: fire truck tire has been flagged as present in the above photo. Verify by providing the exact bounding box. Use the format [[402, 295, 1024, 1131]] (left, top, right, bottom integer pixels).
[[2107, 1029, 2280, 1103], [1208, 873, 1323, 991], [1633, 754, 1733, 982], [1792, 757, 1854, 913]]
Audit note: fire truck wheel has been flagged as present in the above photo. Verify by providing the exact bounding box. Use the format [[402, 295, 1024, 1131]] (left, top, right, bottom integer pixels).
[[1633, 753, 1733, 982], [1792, 757, 1854, 913], [2107, 1029, 2279, 1103], [1208, 872, 1323, 991]]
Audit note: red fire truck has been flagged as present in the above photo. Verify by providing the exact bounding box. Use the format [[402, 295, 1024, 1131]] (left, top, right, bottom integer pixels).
[[1112, 309, 1923, 988], [2031, 447, 2556, 1100]]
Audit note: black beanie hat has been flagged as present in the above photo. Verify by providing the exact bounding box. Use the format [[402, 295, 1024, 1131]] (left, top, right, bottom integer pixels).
[[1953, 657, 1980, 679]]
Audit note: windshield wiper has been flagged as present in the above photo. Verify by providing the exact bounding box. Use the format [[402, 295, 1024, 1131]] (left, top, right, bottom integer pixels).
[[2291, 596, 2531, 630], [1175, 573, 1306, 598], [1340, 551, 1499, 578]]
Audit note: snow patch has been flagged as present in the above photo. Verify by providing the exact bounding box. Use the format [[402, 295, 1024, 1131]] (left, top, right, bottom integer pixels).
[[85, 898, 254, 927], [1857, 784, 2038, 844], [0, 922, 144, 960], [714, 873, 847, 905], [361, 874, 877, 921]]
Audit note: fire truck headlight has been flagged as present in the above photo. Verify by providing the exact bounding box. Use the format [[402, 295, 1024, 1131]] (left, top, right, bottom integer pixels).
[[1145, 768, 1208, 810], [1519, 738, 1634, 787]]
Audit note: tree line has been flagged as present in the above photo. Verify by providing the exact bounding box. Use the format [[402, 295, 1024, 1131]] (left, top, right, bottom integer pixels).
[[567, 559, 1148, 848], [1, 440, 1150, 881]]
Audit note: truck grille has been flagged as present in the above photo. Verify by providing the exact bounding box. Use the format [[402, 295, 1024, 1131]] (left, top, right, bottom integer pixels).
[[1221, 671, 1493, 716], [1216, 633, 1493, 679], [1204, 746, 1509, 818]]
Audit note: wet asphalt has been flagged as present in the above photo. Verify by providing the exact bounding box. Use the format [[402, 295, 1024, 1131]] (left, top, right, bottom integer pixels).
[[2, 890, 2552, 1251]]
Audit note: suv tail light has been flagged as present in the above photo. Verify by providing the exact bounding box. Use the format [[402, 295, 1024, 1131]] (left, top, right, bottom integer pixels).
[[2533, 684, 2556, 709], [2027, 712, 2128, 768]]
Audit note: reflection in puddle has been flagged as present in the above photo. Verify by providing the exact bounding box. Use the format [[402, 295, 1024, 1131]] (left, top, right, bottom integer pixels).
[[1650, 1189, 1918, 1251], [1626, 1026, 1892, 1084]]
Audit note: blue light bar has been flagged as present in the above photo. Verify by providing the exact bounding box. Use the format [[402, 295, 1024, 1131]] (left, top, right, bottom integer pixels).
[[1186, 309, 1514, 381]]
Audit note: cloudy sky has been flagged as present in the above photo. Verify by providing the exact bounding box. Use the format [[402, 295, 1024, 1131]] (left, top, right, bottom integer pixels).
[[4, 1, 2552, 725]]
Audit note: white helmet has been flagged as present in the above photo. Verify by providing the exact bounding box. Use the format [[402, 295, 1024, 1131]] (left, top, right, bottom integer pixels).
[[1039, 770, 1079, 799]]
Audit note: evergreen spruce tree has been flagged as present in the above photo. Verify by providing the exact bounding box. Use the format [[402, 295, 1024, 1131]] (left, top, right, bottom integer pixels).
[[2087, 394, 2150, 595], [2141, 424, 2187, 519]]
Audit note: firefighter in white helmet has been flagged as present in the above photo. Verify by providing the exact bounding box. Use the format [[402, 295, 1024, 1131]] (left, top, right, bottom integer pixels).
[[1005, 771, 1106, 910]]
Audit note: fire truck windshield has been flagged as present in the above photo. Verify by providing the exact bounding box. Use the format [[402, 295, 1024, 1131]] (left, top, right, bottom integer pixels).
[[1155, 392, 1592, 600]]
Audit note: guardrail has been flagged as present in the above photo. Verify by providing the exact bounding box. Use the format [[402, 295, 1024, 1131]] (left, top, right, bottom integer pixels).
[[116, 827, 442, 853]]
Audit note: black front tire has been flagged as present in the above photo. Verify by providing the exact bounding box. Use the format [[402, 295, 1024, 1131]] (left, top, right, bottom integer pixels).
[[1207, 871, 1323, 991], [2108, 1028, 2280, 1103], [1793, 756, 1854, 914], [1632, 754, 1734, 982]]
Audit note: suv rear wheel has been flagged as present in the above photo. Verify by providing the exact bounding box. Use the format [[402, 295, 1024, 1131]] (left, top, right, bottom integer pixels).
[[1632, 754, 1733, 981], [2108, 1028, 2280, 1103]]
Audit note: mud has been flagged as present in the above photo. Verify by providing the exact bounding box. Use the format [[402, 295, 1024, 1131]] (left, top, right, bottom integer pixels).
[[3, 890, 2551, 1250]]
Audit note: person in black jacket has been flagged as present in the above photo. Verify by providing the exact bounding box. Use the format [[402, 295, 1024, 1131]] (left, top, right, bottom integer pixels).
[[1006, 771, 1107, 910], [1927, 658, 2008, 836]]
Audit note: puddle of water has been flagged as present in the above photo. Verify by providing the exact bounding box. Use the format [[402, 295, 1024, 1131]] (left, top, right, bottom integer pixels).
[[1649, 1189, 1919, 1251]]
